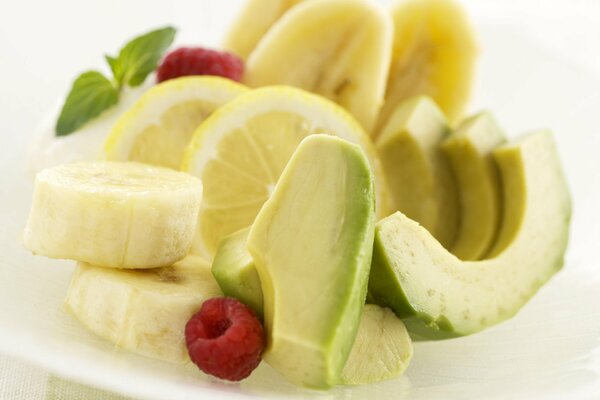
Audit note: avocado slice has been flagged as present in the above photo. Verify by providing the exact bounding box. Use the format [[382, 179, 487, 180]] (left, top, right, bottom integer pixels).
[[441, 112, 506, 260], [369, 131, 571, 338], [211, 227, 263, 318], [212, 229, 414, 386], [248, 135, 375, 389], [376, 96, 458, 249]]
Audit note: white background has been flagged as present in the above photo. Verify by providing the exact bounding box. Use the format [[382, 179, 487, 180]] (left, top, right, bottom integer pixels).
[[1, 0, 600, 167], [1, 1, 600, 399]]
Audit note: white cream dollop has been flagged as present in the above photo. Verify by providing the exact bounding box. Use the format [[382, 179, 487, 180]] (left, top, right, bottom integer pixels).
[[26, 79, 154, 178]]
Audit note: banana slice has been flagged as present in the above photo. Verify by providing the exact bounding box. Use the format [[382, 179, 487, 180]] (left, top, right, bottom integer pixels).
[[244, 0, 393, 132], [376, 0, 477, 133], [222, 0, 307, 60], [23, 161, 202, 269], [65, 256, 222, 363]]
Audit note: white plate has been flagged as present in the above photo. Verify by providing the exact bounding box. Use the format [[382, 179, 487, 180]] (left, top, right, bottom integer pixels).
[[1, 2, 600, 399]]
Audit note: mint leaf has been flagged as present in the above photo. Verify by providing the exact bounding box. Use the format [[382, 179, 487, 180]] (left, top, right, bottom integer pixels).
[[55, 26, 176, 136], [107, 26, 176, 88], [104, 55, 121, 79], [55, 71, 119, 136]]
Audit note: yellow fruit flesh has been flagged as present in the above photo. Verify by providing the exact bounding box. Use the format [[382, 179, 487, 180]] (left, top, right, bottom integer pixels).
[[223, 0, 306, 60], [376, 0, 477, 133], [244, 0, 392, 132], [376, 97, 458, 249], [104, 77, 248, 169], [128, 100, 217, 169], [197, 111, 316, 254], [182, 86, 391, 258], [442, 113, 506, 260], [369, 131, 571, 337], [341, 305, 413, 385], [248, 135, 375, 389], [486, 145, 528, 258]]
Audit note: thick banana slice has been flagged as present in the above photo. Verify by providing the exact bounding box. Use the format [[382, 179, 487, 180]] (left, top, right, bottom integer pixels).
[[376, 0, 477, 133], [23, 161, 202, 269], [66, 256, 222, 363], [223, 0, 307, 60], [244, 0, 393, 132]]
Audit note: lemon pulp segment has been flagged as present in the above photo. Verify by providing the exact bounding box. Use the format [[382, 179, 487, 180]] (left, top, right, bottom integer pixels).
[[182, 86, 391, 257], [104, 76, 248, 168]]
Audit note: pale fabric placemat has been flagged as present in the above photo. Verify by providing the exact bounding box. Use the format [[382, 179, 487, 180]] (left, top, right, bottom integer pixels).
[[0, 355, 134, 400]]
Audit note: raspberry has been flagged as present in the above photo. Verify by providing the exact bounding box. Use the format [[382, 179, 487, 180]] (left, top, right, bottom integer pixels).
[[185, 297, 264, 381], [157, 47, 244, 83]]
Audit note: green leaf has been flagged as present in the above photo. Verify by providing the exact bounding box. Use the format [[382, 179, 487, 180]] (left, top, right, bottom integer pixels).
[[55, 26, 176, 137], [107, 26, 176, 88], [104, 55, 121, 80], [55, 71, 119, 136]]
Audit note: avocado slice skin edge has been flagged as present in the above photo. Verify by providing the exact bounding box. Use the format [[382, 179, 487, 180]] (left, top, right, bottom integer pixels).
[[248, 135, 376, 389], [441, 111, 506, 261], [212, 227, 263, 319], [368, 130, 572, 339], [211, 229, 414, 385], [376, 96, 459, 250]]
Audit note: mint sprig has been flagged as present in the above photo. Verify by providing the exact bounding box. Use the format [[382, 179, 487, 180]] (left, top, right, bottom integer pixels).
[[55, 26, 176, 137], [105, 27, 176, 89], [55, 72, 119, 136]]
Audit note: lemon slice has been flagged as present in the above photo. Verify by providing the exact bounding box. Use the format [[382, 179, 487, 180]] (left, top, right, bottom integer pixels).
[[181, 86, 391, 257], [104, 76, 248, 169]]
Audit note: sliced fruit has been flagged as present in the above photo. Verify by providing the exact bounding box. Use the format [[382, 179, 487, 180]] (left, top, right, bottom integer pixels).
[[65, 256, 222, 363], [23, 161, 202, 269], [104, 76, 248, 169], [376, 0, 477, 133], [376, 96, 458, 249], [222, 0, 307, 60], [341, 305, 413, 385], [212, 227, 263, 318], [211, 225, 413, 385], [248, 135, 375, 389], [441, 112, 506, 260], [369, 131, 571, 338], [181, 85, 391, 257], [244, 0, 392, 132]]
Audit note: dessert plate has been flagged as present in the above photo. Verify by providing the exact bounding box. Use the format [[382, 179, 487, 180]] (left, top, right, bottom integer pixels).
[[1, 3, 600, 399]]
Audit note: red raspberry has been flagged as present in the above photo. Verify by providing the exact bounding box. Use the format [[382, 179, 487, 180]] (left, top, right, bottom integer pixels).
[[157, 47, 244, 83], [185, 297, 264, 381]]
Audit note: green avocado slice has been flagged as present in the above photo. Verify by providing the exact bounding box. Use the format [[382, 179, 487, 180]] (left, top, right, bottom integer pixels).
[[369, 131, 571, 338], [248, 134, 375, 389], [211, 227, 263, 318], [376, 96, 458, 249], [441, 112, 506, 260], [212, 229, 414, 386]]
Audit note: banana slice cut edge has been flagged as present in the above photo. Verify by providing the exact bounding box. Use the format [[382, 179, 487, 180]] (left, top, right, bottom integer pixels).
[[23, 161, 202, 269]]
